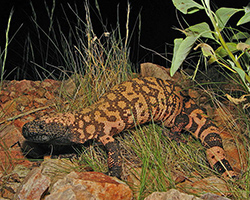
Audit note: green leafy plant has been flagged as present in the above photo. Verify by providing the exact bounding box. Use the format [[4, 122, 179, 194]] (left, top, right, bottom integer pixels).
[[171, 0, 250, 91]]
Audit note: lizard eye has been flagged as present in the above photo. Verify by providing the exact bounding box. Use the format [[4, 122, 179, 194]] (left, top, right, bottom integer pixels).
[[41, 135, 49, 141]]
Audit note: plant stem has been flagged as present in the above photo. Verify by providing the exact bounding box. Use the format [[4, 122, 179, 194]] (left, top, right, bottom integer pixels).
[[203, 0, 250, 84], [1, 10, 13, 89], [214, 19, 250, 84]]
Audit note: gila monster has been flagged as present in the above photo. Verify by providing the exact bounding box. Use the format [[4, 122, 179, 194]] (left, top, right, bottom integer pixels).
[[22, 77, 237, 179]]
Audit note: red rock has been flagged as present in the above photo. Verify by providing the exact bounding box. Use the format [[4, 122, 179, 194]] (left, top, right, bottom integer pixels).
[[41, 79, 59, 88], [13, 167, 50, 200], [33, 97, 49, 105], [1, 99, 17, 116], [0, 124, 32, 173], [0, 150, 33, 173], [0, 165, 32, 199], [140, 63, 182, 82], [17, 95, 31, 106], [145, 189, 202, 200], [0, 124, 24, 147], [220, 131, 246, 173], [8, 80, 17, 91], [34, 87, 46, 98], [188, 89, 200, 99], [14, 119, 27, 129], [177, 176, 229, 196], [44, 91, 55, 100], [145, 190, 231, 200], [14, 80, 34, 94], [0, 90, 10, 103], [46, 171, 133, 200], [9, 91, 16, 98], [201, 193, 231, 200], [14, 116, 36, 130]]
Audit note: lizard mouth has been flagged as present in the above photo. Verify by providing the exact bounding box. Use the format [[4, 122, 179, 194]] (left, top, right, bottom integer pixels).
[[28, 134, 51, 143], [22, 122, 35, 140]]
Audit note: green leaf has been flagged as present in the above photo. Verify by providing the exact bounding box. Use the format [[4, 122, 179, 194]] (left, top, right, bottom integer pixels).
[[214, 43, 238, 58], [186, 22, 214, 40], [172, 0, 204, 14], [215, 7, 242, 30], [170, 35, 197, 76], [246, 37, 250, 45], [231, 32, 250, 40], [229, 60, 249, 91], [171, 38, 183, 76], [237, 3, 250, 26]]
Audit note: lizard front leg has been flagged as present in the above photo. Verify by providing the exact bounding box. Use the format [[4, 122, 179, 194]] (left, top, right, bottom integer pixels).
[[99, 135, 122, 178]]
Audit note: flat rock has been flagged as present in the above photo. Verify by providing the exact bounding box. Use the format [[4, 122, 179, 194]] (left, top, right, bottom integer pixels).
[[144, 189, 202, 200], [13, 167, 51, 200], [201, 193, 231, 200], [45, 171, 133, 200], [144, 189, 231, 200], [178, 176, 229, 196]]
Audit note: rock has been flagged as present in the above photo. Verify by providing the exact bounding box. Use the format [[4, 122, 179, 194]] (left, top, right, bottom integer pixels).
[[0, 124, 32, 175], [41, 79, 60, 88], [13, 167, 51, 200], [45, 177, 95, 200], [140, 62, 190, 86], [61, 75, 78, 97], [201, 193, 231, 200], [220, 131, 245, 173], [14, 80, 35, 94], [0, 165, 31, 199], [1, 99, 17, 116], [41, 158, 79, 183], [144, 189, 202, 200], [0, 124, 24, 147], [178, 176, 229, 196], [0, 149, 32, 172], [0, 144, 32, 179], [188, 89, 200, 99], [44, 90, 55, 100], [213, 107, 247, 174], [0, 90, 10, 103], [45, 171, 133, 200], [11, 165, 31, 179], [140, 63, 179, 81]]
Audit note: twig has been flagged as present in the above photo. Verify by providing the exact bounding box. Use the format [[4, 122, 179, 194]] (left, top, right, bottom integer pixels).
[[0, 105, 52, 125]]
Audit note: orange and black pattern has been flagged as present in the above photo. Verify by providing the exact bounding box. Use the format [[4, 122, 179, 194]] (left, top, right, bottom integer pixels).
[[22, 77, 236, 179]]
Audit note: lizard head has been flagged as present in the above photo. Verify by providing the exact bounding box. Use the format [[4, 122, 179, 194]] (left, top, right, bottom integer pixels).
[[22, 114, 76, 145]]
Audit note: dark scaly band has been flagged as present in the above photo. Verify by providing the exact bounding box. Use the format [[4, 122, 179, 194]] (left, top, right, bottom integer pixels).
[[203, 132, 223, 148], [213, 158, 233, 174]]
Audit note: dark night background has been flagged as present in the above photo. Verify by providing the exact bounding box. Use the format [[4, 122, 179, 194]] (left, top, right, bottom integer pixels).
[[0, 0, 249, 80]]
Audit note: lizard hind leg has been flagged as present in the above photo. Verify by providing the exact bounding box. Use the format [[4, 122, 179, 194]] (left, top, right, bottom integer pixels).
[[99, 135, 122, 178]]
